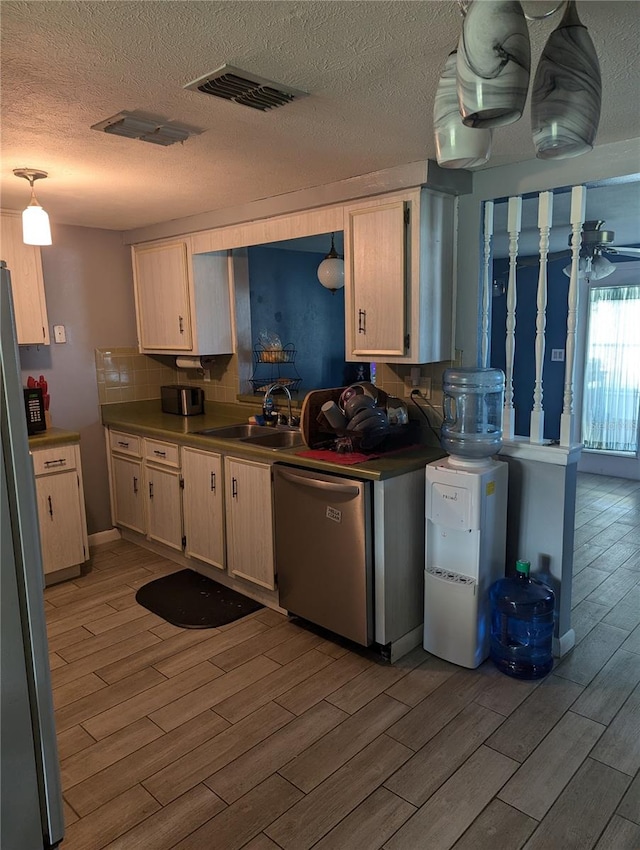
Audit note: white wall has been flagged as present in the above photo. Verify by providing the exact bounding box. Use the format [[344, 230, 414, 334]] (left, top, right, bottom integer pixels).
[[19, 225, 136, 533]]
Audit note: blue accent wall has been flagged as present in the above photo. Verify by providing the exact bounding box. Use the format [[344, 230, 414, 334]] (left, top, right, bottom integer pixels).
[[490, 251, 640, 440], [247, 245, 346, 393]]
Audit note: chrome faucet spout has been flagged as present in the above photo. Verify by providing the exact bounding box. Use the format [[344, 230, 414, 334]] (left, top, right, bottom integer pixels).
[[263, 383, 293, 426]]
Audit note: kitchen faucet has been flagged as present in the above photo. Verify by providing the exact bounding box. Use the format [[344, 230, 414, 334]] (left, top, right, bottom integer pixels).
[[263, 383, 297, 427]]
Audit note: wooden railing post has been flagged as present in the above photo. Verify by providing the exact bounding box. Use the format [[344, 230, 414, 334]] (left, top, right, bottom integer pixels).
[[481, 201, 494, 368], [503, 196, 522, 440], [530, 191, 553, 443], [560, 185, 587, 447]]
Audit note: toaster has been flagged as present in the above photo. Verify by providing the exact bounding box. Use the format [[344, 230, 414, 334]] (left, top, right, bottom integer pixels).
[[160, 385, 205, 416]]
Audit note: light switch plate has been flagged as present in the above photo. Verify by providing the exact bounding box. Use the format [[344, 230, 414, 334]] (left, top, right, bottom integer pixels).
[[53, 325, 66, 344], [551, 348, 565, 362]]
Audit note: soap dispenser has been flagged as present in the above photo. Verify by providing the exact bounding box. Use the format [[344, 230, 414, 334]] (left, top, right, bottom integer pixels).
[[263, 395, 276, 426]]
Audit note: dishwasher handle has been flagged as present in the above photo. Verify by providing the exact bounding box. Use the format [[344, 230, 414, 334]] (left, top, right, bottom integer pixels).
[[277, 468, 361, 496]]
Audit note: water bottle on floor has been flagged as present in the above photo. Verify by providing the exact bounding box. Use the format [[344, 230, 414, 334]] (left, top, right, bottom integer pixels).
[[490, 560, 554, 679]]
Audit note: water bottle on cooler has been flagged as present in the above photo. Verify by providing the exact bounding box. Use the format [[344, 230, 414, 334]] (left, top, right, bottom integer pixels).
[[490, 560, 555, 679]]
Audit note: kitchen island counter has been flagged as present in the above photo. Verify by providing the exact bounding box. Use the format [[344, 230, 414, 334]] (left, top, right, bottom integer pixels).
[[101, 399, 444, 480]]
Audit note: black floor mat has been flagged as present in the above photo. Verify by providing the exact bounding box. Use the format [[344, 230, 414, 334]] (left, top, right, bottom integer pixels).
[[135, 569, 264, 628]]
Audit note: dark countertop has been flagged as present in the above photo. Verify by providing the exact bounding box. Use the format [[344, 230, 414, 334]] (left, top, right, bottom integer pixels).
[[101, 400, 444, 481], [29, 427, 81, 449]]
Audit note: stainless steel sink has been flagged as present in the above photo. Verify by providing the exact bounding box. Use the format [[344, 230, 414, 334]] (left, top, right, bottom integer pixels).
[[243, 430, 304, 449], [195, 424, 270, 439], [194, 423, 303, 450]]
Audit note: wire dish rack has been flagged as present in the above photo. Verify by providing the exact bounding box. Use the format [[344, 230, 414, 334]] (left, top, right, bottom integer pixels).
[[249, 343, 302, 394]]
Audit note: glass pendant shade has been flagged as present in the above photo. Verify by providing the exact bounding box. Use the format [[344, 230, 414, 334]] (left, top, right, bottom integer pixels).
[[317, 233, 344, 292], [531, 0, 601, 159], [22, 200, 52, 246], [456, 0, 531, 129], [434, 51, 492, 169], [563, 254, 614, 280]]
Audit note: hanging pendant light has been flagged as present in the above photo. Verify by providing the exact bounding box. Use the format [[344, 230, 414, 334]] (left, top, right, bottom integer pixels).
[[531, 0, 601, 159], [434, 49, 492, 169], [317, 232, 344, 293], [13, 168, 52, 245], [456, 0, 531, 129]]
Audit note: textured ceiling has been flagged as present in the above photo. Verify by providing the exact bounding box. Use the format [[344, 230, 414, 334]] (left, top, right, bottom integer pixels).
[[1, 1, 639, 232]]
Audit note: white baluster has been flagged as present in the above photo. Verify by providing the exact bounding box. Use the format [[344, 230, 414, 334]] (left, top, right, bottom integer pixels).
[[560, 185, 587, 447], [530, 191, 553, 444], [481, 200, 494, 368], [503, 196, 522, 441]]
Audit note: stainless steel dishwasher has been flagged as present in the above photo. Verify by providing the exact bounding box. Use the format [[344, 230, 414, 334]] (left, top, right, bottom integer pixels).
[[273, 464, 373, 646]]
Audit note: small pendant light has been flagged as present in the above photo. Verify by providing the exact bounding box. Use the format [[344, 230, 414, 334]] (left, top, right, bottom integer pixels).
[[317, 232, 344, 293], [531, 0, 601, 159], [13, 168, 52, 246]]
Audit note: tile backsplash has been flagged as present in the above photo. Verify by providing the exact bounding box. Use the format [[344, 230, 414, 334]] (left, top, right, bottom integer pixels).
[[95, 347, 456, 426], [95, 347, 241, 404]]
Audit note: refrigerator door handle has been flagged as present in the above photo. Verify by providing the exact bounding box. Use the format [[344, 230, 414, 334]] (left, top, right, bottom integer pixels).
[[277, 469, 360, 496]]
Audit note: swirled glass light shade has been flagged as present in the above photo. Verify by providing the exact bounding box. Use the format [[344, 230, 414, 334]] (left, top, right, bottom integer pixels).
[[531, 0, 601, 159], [457, 0, 531, 129], [434, 51, 492, 169]]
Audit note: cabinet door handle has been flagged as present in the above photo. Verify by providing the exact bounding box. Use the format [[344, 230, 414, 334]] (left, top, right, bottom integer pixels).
[[44, 458, 67, 468], [117, 441, 129, 449], [48, 495, 53, 517], [179, 315, 184, 334], [133, 476, 138, 494], [153, 450, 167, 458], [358, 309, 366, 334], [149, 481, 154, 499], [232, 477, 238, 499], [210, 471, 216, 492]]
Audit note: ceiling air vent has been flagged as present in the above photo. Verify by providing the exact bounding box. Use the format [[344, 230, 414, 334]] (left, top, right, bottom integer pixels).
[[184, 64, 308, 111], [90, 111, 203, 146]]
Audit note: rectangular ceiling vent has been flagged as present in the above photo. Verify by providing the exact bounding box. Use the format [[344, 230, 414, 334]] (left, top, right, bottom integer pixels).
[[91, 111, 203, 146], [184, 64, 308, 112]]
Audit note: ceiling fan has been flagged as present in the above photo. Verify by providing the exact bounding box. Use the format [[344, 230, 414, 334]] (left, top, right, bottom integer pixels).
[[503, 220, 640, 285], [557, 220, 640, 279]]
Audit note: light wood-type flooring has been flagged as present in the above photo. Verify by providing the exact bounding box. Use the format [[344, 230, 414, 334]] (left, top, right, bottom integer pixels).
[[46, 472, 640, 850]]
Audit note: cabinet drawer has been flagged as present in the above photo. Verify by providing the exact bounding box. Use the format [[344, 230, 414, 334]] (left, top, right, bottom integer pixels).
[[110, 431, 141, 457], [32, 445, 78, 475], [144, 438, 180, 467]]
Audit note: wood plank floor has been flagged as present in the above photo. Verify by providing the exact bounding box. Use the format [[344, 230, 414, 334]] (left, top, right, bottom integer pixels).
[[46, 472, 640, 850]]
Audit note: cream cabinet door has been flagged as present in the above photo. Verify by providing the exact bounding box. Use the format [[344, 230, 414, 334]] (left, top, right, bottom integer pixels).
[[111, 454, 146, 534], [344, 198, 408, 358], [132, 240, 193, 351], [146, 463, 183, 551], [1, 213, 50, 345], [182, 447, 225, 570], [224, 457, 275, 590], [35, 472, 86, 574]]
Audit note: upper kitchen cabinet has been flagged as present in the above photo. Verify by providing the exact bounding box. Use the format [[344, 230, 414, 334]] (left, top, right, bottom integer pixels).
[[0, 212, 50, 345], [343, 188, 455, 364], [131, 237, 235, 355]]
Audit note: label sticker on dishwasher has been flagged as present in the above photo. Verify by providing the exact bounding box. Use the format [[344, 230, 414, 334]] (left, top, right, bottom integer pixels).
[[326, 506, 342, 523]]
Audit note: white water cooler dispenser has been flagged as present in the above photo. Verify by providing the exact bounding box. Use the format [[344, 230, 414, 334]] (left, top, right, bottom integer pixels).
[[424, 367, 508, 668]]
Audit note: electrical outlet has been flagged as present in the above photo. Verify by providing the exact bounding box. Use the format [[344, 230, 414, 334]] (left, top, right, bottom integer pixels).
[[404, 377, 431, 399], [203, 369, 211, 382]]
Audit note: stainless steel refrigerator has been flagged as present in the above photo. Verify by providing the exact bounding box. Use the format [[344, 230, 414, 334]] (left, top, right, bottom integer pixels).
[[1, 261, 65, 849]]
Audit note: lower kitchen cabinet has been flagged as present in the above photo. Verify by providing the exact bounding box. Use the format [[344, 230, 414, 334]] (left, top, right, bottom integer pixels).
[[182, 447, 225, 570], [109, 431, 146, 534], [32, 443, 88, 583], [111, 454, 146, 533], [224, 456, 275, 590], [144, 438, 183, 552]]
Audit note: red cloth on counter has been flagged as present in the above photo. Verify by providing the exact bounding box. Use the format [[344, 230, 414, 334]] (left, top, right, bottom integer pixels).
[[297, 449, 379, 465], [296, 445, 421, 466]]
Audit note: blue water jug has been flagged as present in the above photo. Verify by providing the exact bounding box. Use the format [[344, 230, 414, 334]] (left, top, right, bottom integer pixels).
[[490, 560, 554, 679]]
